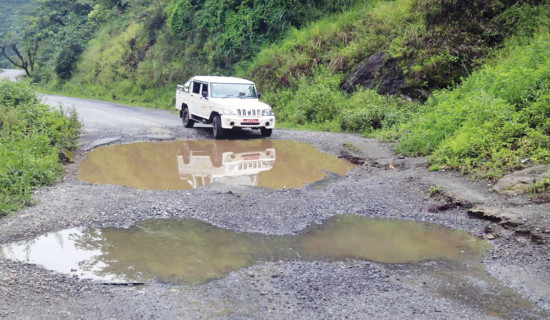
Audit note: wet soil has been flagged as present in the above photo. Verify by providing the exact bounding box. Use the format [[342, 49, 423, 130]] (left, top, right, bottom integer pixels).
[[0, 90, 548, 319]]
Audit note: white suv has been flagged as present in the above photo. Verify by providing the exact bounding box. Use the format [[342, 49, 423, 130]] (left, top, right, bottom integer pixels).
[[175, 76, 275, 138]]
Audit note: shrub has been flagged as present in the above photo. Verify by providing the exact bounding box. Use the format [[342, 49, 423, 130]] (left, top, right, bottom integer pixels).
[[0, 80, 81, 214], [340, 89, 411, 133], [276, 68, 345, 125]]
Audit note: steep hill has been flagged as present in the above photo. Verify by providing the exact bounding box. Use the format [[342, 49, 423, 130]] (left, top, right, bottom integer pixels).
[[38, 1, 548, 107]]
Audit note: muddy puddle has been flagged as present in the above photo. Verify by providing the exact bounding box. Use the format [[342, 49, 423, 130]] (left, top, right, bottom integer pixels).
[[77, 140, 356, 190], [1, 215, 488, 284]]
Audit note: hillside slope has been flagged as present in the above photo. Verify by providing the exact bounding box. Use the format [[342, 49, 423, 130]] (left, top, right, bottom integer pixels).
[[38, 0, 365, 106]]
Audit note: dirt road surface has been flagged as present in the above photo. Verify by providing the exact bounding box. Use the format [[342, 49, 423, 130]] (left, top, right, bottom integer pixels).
[[0, 69, 549, 319]]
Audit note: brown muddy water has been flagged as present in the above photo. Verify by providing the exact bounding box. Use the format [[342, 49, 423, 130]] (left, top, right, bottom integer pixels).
[[77, 140, 356, 190], [0, 215, 488, 284]]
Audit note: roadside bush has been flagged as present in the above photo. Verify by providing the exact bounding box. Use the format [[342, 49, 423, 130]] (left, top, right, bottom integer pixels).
[[340, 89, 411, 133], [287, 69, 345, 125], [0, 80, 81, 214]]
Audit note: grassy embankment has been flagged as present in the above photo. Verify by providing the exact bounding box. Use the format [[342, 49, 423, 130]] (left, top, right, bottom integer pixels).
[[253, 2, 549, 190], [0, 80, 80, 214], [394, 33, 550, 178], [249, 0, 549, 184]]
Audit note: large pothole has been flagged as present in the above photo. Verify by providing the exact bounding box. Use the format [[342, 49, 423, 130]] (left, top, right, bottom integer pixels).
[[1, 215, 488, 284], [77, 139, 356, 190]]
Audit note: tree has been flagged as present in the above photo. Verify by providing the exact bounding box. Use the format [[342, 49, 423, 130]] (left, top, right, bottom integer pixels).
[[6, 0, 95, 81], [0, 36, 36, 76]]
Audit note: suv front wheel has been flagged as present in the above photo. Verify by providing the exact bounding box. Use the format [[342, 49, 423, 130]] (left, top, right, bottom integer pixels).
[[212, 114, 225, 139], [260, 128, 272, 137]]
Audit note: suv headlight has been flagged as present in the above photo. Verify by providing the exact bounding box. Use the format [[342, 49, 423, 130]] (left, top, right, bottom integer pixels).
[[223, 109, 237, 115], [262, 109, 274, 116]]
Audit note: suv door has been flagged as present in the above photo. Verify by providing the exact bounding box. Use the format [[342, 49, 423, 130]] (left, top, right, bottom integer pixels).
[[188, 81, 203, 119], [197, 82, 211, 119]]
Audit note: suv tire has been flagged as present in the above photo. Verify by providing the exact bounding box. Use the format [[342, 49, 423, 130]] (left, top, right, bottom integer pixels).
[[213, 114, 225, 139], [182, 107, 194, 128], [260, 128, 272, 137]]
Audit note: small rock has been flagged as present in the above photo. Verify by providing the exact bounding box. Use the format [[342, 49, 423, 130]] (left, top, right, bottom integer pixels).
[[467, 206, 522, 227], [492, 165, 549, 195], [485, 234, 496, 240]]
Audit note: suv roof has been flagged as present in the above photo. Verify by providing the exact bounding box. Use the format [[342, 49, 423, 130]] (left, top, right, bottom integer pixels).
[[191, 76, 254, 85]]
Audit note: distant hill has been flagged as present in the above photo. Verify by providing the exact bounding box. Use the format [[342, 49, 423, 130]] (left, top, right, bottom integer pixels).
[[0, 0, 33, 68]]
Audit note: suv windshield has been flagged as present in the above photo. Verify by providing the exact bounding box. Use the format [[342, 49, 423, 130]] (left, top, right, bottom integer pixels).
[[211, 83, 258, 99]]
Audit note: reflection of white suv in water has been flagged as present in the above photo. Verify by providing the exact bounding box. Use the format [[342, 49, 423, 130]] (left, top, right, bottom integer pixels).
[[175, 76, 276, 139], [176, 140, 276, 188]]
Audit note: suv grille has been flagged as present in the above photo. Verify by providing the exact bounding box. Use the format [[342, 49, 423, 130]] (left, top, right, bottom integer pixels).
[[237, 109, 261, 116]]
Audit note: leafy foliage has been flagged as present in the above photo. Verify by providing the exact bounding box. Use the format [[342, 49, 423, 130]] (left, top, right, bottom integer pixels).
[[340, 90, 414, 134], [4, 0, 95, 80], [31, 0, 370, 108], [167, 0, 360, 69], [0, 80, 81, 214]]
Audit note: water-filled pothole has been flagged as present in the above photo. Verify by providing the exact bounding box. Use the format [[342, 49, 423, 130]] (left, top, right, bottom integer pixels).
[[0, 215, 489, 284], [77, 140, 356, 190]]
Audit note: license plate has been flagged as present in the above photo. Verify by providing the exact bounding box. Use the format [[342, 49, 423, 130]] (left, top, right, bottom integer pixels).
[[243, 119, 259, 123], [244, 155, 260, 160]]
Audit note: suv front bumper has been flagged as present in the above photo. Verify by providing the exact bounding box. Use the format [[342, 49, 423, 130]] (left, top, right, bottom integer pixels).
[[221, 115, 276, 130]]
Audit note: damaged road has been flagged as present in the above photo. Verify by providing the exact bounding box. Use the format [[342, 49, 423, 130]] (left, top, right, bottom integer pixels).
[[0, 73, 549, 319]]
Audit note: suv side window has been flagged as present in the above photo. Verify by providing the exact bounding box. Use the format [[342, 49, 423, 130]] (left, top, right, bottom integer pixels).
[[201, 83, 209, 97], [192, 81, 201, 94]]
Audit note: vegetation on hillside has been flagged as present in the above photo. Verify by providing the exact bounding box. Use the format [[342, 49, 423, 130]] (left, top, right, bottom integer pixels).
[[243, 0, 550, 183], [395, 33, 550, 178], [34, 0, 370, 107], [1, 0, 94, 78], [0, 80, 80, 214]]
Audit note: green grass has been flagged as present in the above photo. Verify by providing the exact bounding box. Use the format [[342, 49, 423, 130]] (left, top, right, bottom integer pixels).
[[0, 79, 80, 214], [529, 174, 550, 194]]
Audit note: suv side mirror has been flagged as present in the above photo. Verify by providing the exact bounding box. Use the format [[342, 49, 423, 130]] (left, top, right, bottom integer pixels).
[[202, 91, 208, 98], [257, 93, 262, 99]]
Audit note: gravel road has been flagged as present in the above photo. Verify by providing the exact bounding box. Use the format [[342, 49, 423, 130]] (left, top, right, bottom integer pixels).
[[0, 69, 549, 319], [0, 68, 25, 81]]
